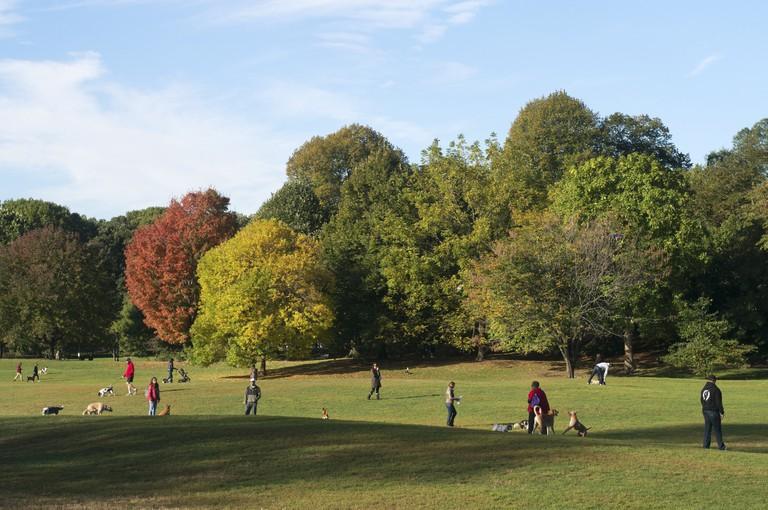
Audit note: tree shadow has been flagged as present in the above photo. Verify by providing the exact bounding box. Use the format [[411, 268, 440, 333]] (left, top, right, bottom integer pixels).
[[595, 423, 768, 454]]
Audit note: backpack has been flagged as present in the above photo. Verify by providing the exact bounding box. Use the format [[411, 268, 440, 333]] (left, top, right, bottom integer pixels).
[[530, 392, 541, 407]]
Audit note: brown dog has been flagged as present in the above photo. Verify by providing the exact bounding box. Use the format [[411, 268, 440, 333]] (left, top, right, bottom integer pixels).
[[83, 402, 113, 415], [533, 405, 558, 435], [562, 411, 590, 437], [321, 407, 329, 420], [158, 404, 171, 416]]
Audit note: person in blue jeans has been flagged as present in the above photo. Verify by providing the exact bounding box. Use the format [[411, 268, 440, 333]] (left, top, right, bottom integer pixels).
[[445, 381, 459, 426], [701, 375, 726, 450]]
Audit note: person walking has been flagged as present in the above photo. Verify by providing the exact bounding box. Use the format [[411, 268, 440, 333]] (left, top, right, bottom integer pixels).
[[166, 358, 174, 383], [445, 381, 460, 427], [123, 358, 136, 395], [244, 379, 261, 415], [367, 362, 382, 400], [527, 380, 550, 434], [13, 362, 22, 381], [587, 354, 606, 385], [701, 375, 726, 450], [30, 363, 39, 382], [146, 377, 161, 416]]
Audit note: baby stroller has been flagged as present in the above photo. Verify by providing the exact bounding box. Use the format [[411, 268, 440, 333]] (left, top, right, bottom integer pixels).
[[177, 368, 190, 383]]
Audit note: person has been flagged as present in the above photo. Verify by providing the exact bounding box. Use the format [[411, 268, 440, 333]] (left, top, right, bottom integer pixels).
[[13, 362, 22, 381], [527, 380, 550, 434], [244, 379, 261, 415], [146, 377, 160, 416], [445, 381, 460, 427], [367, 362, 382, 400], [31, 363, 39, 382], [123, 358, 136, 396], [167, 358, 174, 383], [587, 354, 606, 385], [701, 375, 726, 450]]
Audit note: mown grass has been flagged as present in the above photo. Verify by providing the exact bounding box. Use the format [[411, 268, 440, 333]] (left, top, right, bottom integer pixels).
[[1, 357, 766, 509]]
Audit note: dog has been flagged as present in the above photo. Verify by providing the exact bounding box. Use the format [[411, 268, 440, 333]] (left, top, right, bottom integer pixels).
[[97, 385, 114, 397], [27, 375, 36, 382], [83, 402, 113, 415], [158, 404, 171, 416], [562, 411, 591, 437], [40, 367, 48, 375], [533, 406, 559, 435], [492, 423, 512, 432], [321, 407, 330, 420], [42, 405, 64, 415], [511, 419, 529, 430]]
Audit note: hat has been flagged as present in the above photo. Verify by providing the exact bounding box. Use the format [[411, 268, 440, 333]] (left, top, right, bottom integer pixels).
[[706, 374, 717, 382]]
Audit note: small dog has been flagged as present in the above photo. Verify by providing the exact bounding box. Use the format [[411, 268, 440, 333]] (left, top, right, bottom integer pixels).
[[533, 406, 559, 435], [562, 411, 591, 437], [97, 386, 114, 397], [42, 405, 64, 415], [40, 367, 48, 375], [405, 367, 412, 375], [511, 419, 529, 430], [158, 404, 171, 416], [321, 407, 330, 420], [492, 423, 511, 432], [83, 402, 113, 415], [26, 375, 36, 382]]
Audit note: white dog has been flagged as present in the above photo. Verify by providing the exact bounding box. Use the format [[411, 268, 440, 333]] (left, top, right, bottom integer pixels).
[[97, 385, 115, 397], [40, 367, 49, 375]]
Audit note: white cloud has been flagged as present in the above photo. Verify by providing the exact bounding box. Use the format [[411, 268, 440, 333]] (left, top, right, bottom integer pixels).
[[0, 54, 297, 218], [258, 81, 360, 121], [0, 0, 22, 35], [315, 31, 371, 53], [689, 53, 722, 77]]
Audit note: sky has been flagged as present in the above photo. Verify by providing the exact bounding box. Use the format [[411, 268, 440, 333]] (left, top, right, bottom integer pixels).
[[0, 0, 766, 219]]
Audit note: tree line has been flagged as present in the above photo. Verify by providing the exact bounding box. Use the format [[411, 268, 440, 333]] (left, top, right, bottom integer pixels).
[[1, 91, 766, 376]]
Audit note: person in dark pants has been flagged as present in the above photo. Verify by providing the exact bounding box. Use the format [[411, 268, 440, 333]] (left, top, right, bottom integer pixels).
[[167, 358, 174, 383], [244, 380, 261, 415], [526, 380, 550, 434], [701, 374, 726, 450], [445, 381, 459, 426], [587, 354, 605, 385], [31, 363, 39, 382], [367, 362, 382, 400]]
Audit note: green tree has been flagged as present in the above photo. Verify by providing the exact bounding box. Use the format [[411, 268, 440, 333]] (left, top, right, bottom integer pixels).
[[286, 124, 403, 217], [468, 213, 639, 378], [0, 226, 112, 357], [0, 198, 98, 244], [597, 113, 691, 169], [255, 179, 327, 235], [552, 153, 702, 372], [663, 298, 754, 376], [495, 91, 598, 210], [190, 219, 334, 368], [321, 146, 413, 358]]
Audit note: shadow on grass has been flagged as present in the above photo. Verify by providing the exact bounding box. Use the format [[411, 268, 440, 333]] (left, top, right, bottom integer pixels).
[[596, 423, 767, 454]]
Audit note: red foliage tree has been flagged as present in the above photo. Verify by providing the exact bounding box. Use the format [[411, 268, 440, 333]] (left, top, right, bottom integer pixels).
[[125, 189, 238, 344]]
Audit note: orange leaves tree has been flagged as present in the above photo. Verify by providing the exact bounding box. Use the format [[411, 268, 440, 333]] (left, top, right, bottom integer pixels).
[[125, 189, 237, 345]]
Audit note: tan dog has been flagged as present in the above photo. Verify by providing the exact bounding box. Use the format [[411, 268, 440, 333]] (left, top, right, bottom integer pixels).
[[321, 407, 330, 420], [562, 411, 590, 437], [158, 404, 171, 416], [533, 405, 559, 435], [83, 402, 113, 415]]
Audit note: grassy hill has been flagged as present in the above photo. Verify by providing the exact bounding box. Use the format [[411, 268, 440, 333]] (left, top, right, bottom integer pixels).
[[1, 357, 766, 509]]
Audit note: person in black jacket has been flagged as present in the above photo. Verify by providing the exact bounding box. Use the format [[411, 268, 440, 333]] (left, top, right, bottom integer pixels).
[[700, 375, 726, 450], [367, 363, 382, 400]]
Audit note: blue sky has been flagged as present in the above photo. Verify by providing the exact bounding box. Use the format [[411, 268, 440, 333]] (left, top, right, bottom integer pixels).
[[1, 0, 766, 219]]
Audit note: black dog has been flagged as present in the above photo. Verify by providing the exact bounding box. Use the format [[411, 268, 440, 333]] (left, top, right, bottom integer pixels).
[[42, 406, 64, 415]]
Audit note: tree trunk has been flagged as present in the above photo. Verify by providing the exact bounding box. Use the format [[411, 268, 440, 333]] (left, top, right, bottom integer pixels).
[[0, 342, 4, 358], [559, 341, 576, 379], [259, 355, 267, 376], [624, 321, 637, 375], [475, 320, 487, 362]]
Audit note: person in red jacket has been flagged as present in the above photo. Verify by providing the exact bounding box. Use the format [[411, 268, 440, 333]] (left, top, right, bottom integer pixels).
[[526, 380, 550, 434], [123, 358, 136, 396], [146, 377, 160, 416]]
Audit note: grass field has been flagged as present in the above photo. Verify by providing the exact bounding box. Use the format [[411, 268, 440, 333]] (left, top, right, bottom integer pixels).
[[1, 357, 767, 509]]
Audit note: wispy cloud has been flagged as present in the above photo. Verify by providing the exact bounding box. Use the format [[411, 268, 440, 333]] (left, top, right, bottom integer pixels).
[[0, 0, 22, 36], [689, 53, 722, 77], [0, 53, 297, 218], [315, 31, 372, 53]]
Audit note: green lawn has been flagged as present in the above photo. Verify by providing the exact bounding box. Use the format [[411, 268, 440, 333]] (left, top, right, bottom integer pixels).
[[1, 357, 766, 509]]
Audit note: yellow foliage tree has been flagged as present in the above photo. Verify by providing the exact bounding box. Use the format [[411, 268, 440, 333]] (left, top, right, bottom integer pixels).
[[190, 219, 334, 367]]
